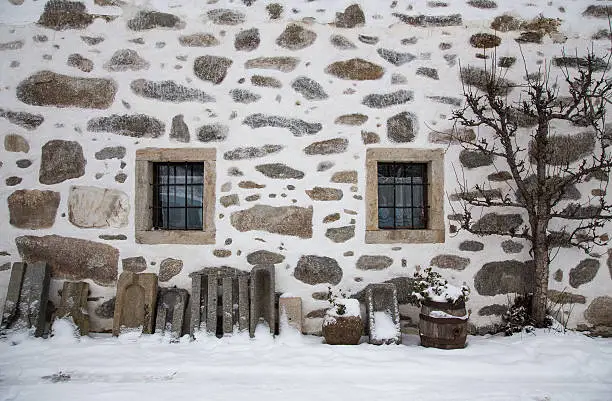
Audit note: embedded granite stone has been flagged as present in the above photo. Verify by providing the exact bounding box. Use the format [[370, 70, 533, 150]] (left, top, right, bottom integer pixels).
[[0, 40, 24, 50], [197, 124, 228, 142], [583, 6, 612, 18], [207, 9, 246, 25], [528, 132, 595, 166], [220, 194, 239, 207], [335, 4, 365, 28], [38, 0, 113, 30], [239, 180, 265, 189], [430, 254, 470, 270], [325, 225, 355, 243], [459, 149, 494, 168], [501, 240, 524, 254], [359, 34, 379, 45], [235, 28, 260, 51], [377, 48, 416, 66], [0, 109, 44, 130], [213, 249, 232, 258], [159, 258, 182, 282], [115, 172, 127, 183], [194, 55, 233, 84], [81, 35, 104, 45], [130, 79, 214, 102], [516, 31, 543, 44], [361, 131, 380, 144], [251, 75, 282, 88], [391, 73, 408, 85], [553, 269, 563, 282], [584, 296, 612, 327], [459, 240, 484, 252], [245, 57, 299, 72], [335, 113, 368, 125], [16, 235, 119, 286], [499, 56, 516, 68], [362, 90, 413, 108], [95, 297, 115, 318], [304, 138, 348, 155], [266, 3, 282, 19], [224, 144, 283, 160], [88, 114, 165, 138], [474, 260, 534, 295], [468, 0, 497, 8], [356, 255, 393, 270], [231, 205, 313, 238], [325, 58, 385, 80], [104, 49, 149, 71], [67, 54, 93, 72], [4, 134, 29, 153], [387, 112, 418, 142], [317, 161, 334, 171], [230, 89, 261, 103], [427, 96, 462, 106], [428, 128, 475, 144], [461, 66, 514, 96], [306, 187, 343, 201], [488, 171, 513, 181], [6, 177, 23, 186], [16, 71, 117, 109], [323, 213, 340, 223], [553, 57, 608, 72], [470, 33, 501, 48], [170, 114, 190, 142], [40, 140, 85, 184], [392, 13, 462, 26], [569, 259, 600, 288], [291, 76, 328, 100], [472, 213, 523, 234], [16, 159, 32, 168], [517, 175, 581, 202], [243, 114, 322, 136], [127, 10, 184, 30], [68, 186, 129, 228], [247, 250, 285, 265], [331, 170, 358, 184], [276, 23, 317, 50], [179, 33, 219, 47], [449, 189, 502, 202], [294, 255, 342, 285], [330, 34, 357, 49], [8, 190, 60, 229], [256, 163, 304, 179], [122, 256, 147, 273], [478, 304, 508, 316], [548, 290, 586, 304], [416, 67, 439, 80]]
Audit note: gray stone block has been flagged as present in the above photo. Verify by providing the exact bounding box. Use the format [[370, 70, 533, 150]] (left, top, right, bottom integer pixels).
[[238, 275, 250, 332], [250, 265, 275, 337], [56, 281, 90, 336], [112, 272, 158, 336], [222, 277, 234, 335], [155, 287, 188, 338], [366, 283, 401, 345], [206, 276, 218, 334], [279, 296, 302, 333]]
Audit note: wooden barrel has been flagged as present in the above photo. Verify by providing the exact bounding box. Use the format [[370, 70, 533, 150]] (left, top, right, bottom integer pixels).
[[418, 300, 468, 349]]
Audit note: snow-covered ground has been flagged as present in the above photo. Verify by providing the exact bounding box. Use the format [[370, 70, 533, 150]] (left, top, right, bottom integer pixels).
[[1, 321, 611, 401]]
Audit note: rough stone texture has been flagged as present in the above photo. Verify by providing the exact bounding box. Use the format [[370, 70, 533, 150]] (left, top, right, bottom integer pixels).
[[0, 109, 44, 130], [518, 175, 581, 203], [356, 255, 393, 271], [251, 75, 282, 88], [231, 205, 313, 238], [377, 48, 415, 66], [501, 240, 524, 254], [16, 235, 119, 286], [335, 113, 368, 125], [460, 66, 514, 96], [8, 190, 60, 229], [0, 40, 24, 50], [359, 34, 379, 45], [387, 112, 418, 143], [170, 115, 190, 142], [247, 250, 285, 265], [474, 260, 534, 295], [16, 159, 32, 168], [197, 124, 228, 142], [230, 89, 260, 104], [279, 296, 302, 333], [127, 10, 184, 30], [256, 163, 304, 179], [428, 128, 475, 145], [488, 171, 513, 181], [335, 4, 365, 28], [239, 180, 265, 189], [207, 9, 246, 25], [528, 132, 595, 166], [291, 76, 328, 100], [235, 28, 260, 51], [323, 213, 341, 223], [245, 57, 299, 72], [516, 31, 543, 44], [585, 296, 612, 327], [583, 5, 612, 18], [276, 23, 317, 50], [115, 172, 127, 183], [87, 114, 165, 138], [366, 283, 401, 345], [294, 255, 342, 285], [331, 170, 358, 184], [459, 149, 494, 168], [194, 55, 232, 84], [306, 187, 343, 201], [552, 56, 608, 72], [470, 33, 501, 48], [94, 297, 115, 319], [304, 138, 348, 155], [478, 304, 508, 316], [548, 290, 586, 304], [81, 35, 104, 45], [459, 240, 484, 252], [569, 259, 600, 288], [392, 13, 462, 27], [112, 272, 157, 335], [68, 186, 129, 228], [220, 194, 239, 207], [104, 49, 149, 71], [122, 256, 147, 273], [362, 131, 380, 144], [362, 90, 413, 108], [224, 144, 283, 160], [179, 33, 219, 47], [40, 140, 86, 185], [16, 71, 117, 109], [243, 114, 322, 136], [6, 177, 23, 186], [266, 3, 282, 19], [416, 67, 439, 80], [130, 79, 214, 103], [427, 96, 462, 106], [472, 213, 523, 234], [56, 281, 90, 335], [67, 53, 93, 72], [325, 225, 355, 243], [4, 134, 29, 153], [37, 0, 110, 30], [317, 161, 334, 172], [159, 258, 183, 282], [553, 269, 563, 282], [325, 58, 385, 80], [95, 146, 125, 160], [391, 73, 408, 85], [430, 254, 470, 270], [250, 265, 276, 337], [155, 287, 188, 338], [331, 34, 356, 50]]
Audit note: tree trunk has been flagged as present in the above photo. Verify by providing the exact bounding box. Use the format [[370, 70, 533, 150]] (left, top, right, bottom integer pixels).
[[531, 226, 550, 326]]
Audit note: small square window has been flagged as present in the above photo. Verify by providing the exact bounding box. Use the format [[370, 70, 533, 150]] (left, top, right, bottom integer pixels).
[[377, 162, 428, 229]]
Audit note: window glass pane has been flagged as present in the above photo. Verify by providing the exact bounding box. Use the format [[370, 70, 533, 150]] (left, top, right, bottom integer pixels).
[[158, 208, 168, 229], [157, 165, 168, 185], [158, 186, 168, 207], [188, 185, 203, 207], [378, 185, 395, 207], [186, 208, 203, 229], [174, 164, 186, 184], [412, 208, 426, 229], [169, 186, 185, 207], [188, 164, 204, 184], [395, 208, 412, 228], [395, 185, 413, 207], [168, 208, 186, 229], [412, 185, 424, 208], [378, 163, 390, 183], [378, 208, 394, 228]]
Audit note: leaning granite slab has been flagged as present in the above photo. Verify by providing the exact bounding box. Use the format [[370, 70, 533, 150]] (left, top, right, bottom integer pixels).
[[55, 281, 90, 335], [112, 271, 158, 336], [250, 265, 276, 337], [155, 287, 188, 339], [366, 283, 401, 345], [279, 295, 302, 333]]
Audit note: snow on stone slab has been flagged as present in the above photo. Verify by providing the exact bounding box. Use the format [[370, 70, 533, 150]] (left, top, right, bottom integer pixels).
[[371, 311, 400, 341]]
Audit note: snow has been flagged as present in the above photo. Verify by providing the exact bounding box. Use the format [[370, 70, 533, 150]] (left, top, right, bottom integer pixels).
[[428, 310, 469, 320], [1, 324, 611, 401], [371, 311, 398, 341], [327, 298, 361, 318]]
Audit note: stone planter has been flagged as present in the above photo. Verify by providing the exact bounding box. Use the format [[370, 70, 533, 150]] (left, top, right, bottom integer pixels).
[[322, 314, 363, 345]]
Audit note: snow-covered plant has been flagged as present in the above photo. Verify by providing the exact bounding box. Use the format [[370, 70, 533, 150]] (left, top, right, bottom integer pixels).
[[411, 267, 470, 305], [327, 286, 348, 315]]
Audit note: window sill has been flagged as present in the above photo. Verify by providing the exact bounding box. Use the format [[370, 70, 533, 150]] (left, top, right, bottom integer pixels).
[[136, 230, 215, 245], [365, 229, 444, 244]]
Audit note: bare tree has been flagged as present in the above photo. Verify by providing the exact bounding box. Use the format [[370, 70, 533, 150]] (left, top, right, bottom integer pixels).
[[449, 46, 612, 326]]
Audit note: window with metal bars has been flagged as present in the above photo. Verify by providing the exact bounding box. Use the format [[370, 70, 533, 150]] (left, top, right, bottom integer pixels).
[[377, 162, 428, 229], [152, 162, 204, 230]]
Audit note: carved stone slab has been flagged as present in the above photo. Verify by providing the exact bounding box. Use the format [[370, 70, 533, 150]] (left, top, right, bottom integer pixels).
[[366, 283, 401, 345], [238, 275, 249, 332], [249, 265, 275, 337], [279, 296, 302, 333], [56, 281, 90, 336], [155, 287, 188, 338], [112, 272, 158, 336]]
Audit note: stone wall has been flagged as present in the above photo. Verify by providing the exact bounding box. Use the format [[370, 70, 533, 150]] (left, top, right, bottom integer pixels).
[[0, 0, 611, 335]]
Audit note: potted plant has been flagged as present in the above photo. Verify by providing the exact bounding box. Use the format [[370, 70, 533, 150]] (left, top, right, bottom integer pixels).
[[322, 287, 363, 345], [411, 267, 470, 349]]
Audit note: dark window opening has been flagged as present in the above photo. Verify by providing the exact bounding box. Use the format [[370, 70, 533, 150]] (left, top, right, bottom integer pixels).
[[377, 162, 428, 229], [153, 162, 204, 230]]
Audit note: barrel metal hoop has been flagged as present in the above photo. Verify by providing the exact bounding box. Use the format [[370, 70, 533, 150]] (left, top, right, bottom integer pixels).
[[419, 313, 467, 325]]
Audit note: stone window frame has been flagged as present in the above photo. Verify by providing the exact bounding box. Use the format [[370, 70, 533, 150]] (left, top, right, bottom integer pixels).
[[135, 148, 216, 245], [365, 148, 445, 244]]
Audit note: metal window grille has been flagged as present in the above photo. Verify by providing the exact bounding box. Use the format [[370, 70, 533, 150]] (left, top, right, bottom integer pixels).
[[152, 162, 204, 230], [377, 162, 428, 229]]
